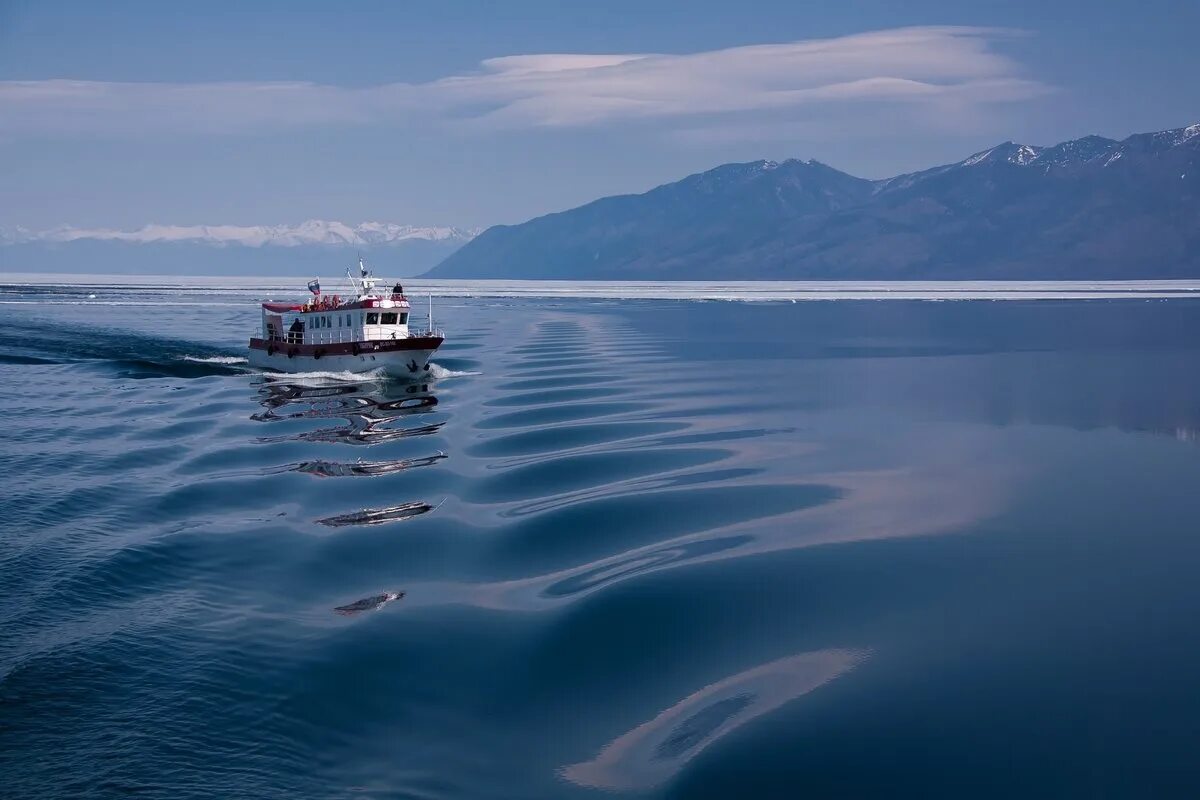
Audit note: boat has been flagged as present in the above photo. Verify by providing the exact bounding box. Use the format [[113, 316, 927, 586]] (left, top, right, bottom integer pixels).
[[247, 258, 444, 376]]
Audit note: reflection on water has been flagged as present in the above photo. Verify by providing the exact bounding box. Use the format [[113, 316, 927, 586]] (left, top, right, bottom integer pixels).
[[316, 501, 438, 528], [333, 591, 405, 616], [253, 377, 444, 445], [275, 453, 447, 478], [541, 536, 753, 599], [249, 375, 446, 527], [562, 650, 867, 791], [254, 376, 438, 418], [445, 446, 1009, 613]]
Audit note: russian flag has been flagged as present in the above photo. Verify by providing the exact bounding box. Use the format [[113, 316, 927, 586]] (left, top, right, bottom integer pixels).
[[307, 278, 321, 295]]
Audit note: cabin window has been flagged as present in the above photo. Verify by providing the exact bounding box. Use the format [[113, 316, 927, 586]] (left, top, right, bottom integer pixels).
[[366, 312, 379, 324], [399, 312, 408, 324], [380, 312, 398, 325]]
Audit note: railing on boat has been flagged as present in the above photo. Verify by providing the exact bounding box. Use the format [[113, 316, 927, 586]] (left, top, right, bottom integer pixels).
[[292, 295, 411, 311], [266, 327, 445, 346]]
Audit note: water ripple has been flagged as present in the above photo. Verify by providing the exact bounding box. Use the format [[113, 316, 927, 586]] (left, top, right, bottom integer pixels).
[[7, 294, 1138, 798], [316, 501, 438, 527]]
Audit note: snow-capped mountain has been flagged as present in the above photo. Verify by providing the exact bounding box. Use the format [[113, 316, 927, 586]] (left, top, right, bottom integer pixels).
[[429, 122, 1200, 280], [1, 220, 478, 248], [948, 123, 1200, 172], [0, 221, 479, 276]]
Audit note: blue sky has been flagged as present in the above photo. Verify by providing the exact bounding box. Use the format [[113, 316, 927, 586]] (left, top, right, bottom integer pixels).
[[1, 0, 1197, 231]]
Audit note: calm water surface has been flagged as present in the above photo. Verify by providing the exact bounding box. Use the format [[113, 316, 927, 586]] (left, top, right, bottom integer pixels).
[[2, 285, 1200, 798]]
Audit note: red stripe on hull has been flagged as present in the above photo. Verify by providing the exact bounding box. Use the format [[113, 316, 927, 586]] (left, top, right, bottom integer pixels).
[[248, 336, 443, 356]]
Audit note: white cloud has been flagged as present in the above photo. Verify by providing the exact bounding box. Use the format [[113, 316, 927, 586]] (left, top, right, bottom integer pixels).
[[0, 26, 1048, 136]]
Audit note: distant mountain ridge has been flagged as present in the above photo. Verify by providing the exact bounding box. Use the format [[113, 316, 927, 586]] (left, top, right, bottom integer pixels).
[[427, 123, 1200, 280], [1, 220, 479, 276], [2, 220, 477, 247]]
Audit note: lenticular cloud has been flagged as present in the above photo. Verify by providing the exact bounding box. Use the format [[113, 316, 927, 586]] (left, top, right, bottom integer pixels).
[[0, 27, 1048, 135]]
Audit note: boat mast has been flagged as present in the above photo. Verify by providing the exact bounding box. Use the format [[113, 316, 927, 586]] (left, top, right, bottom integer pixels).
[[357, 255, 377, 296]]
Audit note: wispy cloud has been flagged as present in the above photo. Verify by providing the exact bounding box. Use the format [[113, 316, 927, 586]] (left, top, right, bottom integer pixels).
[[0, 26, 1048, 136]]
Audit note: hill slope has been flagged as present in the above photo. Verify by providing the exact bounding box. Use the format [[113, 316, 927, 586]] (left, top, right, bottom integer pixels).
[[428, 124, 1200, 280]]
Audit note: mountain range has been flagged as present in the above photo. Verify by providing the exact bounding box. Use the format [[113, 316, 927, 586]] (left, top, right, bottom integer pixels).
[[1, 221, 478, 276], [427, 123, 1200, 280]]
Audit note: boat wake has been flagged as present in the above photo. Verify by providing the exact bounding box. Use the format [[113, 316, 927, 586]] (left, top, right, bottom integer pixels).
[[0, 318, 251, 378], [428, 363, 481, 379], [180, 355, 249, 365]]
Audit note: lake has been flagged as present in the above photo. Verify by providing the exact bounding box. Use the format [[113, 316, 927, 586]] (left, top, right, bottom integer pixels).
[[2, 278, 1200, 798]]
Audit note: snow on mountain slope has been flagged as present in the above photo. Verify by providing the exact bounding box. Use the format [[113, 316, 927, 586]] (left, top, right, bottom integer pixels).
[[1, 221, 479, 248], [953, 123, 1198, 172]]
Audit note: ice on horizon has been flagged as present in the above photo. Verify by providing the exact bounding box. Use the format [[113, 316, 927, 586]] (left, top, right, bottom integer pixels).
[[3, 273, 1200, 302]]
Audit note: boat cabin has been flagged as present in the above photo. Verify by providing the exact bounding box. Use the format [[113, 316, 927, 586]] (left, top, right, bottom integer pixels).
[[261, 293, 415, 347]]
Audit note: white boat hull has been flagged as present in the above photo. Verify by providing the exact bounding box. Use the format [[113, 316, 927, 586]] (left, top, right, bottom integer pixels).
[[247, 346, 441, 377]]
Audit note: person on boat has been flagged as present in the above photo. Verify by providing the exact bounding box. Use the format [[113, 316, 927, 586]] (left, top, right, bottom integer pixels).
[[392, 282, 404, 297], [288, 318, 304, 344]]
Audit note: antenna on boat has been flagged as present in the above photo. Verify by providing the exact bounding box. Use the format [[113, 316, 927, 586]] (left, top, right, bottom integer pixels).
[[429, 293, 434, 334], [356, 254, 377, 295]]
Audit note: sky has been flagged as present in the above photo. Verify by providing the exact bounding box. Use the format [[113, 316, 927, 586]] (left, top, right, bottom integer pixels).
[[1, 0, 1197, 232]]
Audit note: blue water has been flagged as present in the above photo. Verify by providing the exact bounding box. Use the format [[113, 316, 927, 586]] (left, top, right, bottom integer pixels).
[[3, 283, 1200, 798]]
